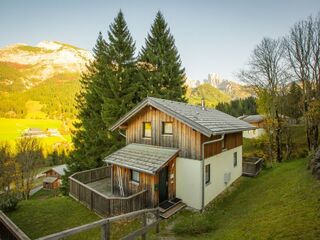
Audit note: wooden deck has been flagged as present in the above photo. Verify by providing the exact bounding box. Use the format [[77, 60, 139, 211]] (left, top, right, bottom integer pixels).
[[86, 178, 113, 197], [69, 166, 148, 217]]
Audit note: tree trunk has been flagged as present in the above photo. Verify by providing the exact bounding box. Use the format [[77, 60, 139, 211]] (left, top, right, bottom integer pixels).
[[275, 111, 282, 162]]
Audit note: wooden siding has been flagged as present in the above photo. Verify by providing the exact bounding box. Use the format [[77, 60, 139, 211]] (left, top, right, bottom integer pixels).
[[125, 107, 202, 159], [112, 157, 176, 207], [69, 166, 148, 217], [202, 132, 243, 159], [43, 179, 60, 190]]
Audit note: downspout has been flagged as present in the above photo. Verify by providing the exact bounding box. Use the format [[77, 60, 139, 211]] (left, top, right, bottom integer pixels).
[[201, 133, 225, 211]]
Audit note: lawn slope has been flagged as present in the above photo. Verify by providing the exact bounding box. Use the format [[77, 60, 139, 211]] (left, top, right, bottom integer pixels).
[[165, 159, 320, 240]]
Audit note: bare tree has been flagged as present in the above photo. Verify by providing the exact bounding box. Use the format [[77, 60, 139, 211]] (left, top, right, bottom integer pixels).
[[15, 137, 42, 199], [240, 37, 289, 162], [0, 142, 16, 193], [285, 13, 320, 151]]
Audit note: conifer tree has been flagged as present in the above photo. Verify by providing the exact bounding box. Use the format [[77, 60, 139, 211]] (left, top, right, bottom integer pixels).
[[67, 32, 111, 173], [139, 11, 187, 102], [100, 11, 144, 153]]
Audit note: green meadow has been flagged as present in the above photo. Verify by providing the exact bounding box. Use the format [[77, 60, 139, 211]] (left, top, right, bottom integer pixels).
[[0, 118, 70, 143]]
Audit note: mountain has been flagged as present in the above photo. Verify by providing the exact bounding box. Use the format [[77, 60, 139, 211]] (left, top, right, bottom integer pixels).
[[0, 41, 92, 119], [187, 83, 231, 107], [185, 73, 252, 100], [205, 73, 252, 100], [0, 41, 92, 93]]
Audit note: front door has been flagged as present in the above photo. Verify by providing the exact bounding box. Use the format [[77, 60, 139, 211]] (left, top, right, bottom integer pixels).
[[159, 166, 168, 203]]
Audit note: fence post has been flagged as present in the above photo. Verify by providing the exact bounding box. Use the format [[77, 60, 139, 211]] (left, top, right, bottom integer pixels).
[[101, 220, 110, 240], [90, 191, 93, 210], [141, 212, 147, 240], [156, 209, 160, 233]]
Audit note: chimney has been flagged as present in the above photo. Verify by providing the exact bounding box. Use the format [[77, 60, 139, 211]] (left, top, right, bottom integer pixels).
[[201, 97, 206, 110]]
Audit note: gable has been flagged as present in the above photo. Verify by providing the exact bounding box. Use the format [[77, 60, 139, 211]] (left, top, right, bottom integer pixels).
[[110, 97, 255, 137], [126, 106, 203, 160]]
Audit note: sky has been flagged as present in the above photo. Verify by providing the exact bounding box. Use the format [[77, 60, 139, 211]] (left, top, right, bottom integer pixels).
[[1, 0, 320, 82]]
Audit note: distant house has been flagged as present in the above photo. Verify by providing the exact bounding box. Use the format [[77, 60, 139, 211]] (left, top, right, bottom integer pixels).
[[239, 115, 265, 139], [46, 128, 61, 137], [70, 97, 255, 216], [43, 164, 67, 189], [22, 128, 46, 138]]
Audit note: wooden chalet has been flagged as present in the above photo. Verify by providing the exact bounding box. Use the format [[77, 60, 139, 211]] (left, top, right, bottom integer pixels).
[[69, 97, 254, 217], [43, 164, 66, 189]]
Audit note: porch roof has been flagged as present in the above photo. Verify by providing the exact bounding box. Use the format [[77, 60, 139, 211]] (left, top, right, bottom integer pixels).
[[103, 143, 179, 175]]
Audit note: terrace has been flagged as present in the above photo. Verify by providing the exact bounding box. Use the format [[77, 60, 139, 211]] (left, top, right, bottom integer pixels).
[[69, 166, 148, 217]]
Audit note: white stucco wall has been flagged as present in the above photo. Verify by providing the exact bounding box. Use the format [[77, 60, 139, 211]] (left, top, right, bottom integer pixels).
[[204, 146, 243, 206], [243, 128, 265, 139], [176, 157, 202, 210]]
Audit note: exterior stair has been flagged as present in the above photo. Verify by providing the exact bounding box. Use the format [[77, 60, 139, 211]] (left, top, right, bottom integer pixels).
[[159, 198, 186, 219]]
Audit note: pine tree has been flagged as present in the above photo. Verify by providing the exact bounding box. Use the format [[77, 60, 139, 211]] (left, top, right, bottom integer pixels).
[[139, 11, 187, 102], [100, 10, 144, 153], [67, 32, 111, 173]]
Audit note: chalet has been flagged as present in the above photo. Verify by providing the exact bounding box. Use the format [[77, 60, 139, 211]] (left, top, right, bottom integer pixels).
[[105, 97, 254, 210], [69, 97, 254, 217], [239, 115, 265, 139], [43, 164, 67, 189]]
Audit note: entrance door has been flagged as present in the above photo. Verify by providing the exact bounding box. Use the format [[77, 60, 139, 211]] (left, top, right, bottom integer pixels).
[[159, 166, 168, 203]]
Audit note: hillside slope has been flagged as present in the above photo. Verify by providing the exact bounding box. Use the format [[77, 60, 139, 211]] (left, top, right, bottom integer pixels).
[[0, 41, 92, 118], [162, 159, 320, 239], [187, 83, 231, 107]]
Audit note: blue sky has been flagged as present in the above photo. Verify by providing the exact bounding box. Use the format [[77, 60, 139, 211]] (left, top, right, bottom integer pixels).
[[1, 0, 320, 81]]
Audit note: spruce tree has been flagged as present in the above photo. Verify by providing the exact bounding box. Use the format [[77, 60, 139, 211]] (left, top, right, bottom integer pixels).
[[100, 11, 144, 153], [139, 11, 187, 102], [67, 32, 111, 173]]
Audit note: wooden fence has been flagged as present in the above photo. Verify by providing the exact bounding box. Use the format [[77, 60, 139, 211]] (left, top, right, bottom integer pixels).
[[242, 157, 264, 177], [69, 166, 148, 217], [36, 208, 160, 240], [0, 211, 30, 240]]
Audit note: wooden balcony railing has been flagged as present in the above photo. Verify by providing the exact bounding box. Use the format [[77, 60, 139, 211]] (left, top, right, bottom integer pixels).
[[69, 166, 148, 217]]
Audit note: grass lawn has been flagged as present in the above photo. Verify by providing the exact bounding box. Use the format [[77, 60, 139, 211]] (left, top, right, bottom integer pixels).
[[158, 158, 320, 240], [6, 190, 142, 240], [0, 118, 69, 142]]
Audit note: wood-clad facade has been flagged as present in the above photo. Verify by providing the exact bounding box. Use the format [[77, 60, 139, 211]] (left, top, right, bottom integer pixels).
[[201, 132, 243, 159], [112, 157, 176, 207], [113, 106, 243, 206], [124, 106, 202, 160], [121, 106, 243, 160]]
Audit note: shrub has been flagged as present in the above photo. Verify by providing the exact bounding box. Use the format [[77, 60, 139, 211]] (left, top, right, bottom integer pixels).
[[0, 193, 19, 212], [173, 213, 215, 236]]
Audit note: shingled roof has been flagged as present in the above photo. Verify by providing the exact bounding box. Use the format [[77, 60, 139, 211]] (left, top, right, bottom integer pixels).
[[110, 97, 255, 137], [103, 144, 179, 174]]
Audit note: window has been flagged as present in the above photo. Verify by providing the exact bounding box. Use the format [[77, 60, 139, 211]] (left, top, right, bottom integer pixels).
[[162, 122, 173, 135], [205, 164, 210, 184], [233, 152, 238, 167], [143, 122, 152, 138], [131, 170, 140, 183]]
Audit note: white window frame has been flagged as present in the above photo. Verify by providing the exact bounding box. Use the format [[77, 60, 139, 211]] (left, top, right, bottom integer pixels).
[[233, 152, 238, 167], [162, 122, 173, 135], [205, 164, 211, 185], [131, 170, 140, 183], [143, 122, 152, 138]]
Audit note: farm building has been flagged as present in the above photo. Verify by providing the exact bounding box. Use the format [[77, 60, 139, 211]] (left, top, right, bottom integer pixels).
[[46, 128, 61, 137], [239, 115, 265, 139], [43, 164, 67, 189], [22, 128, 46, 138], [69, 97, 255, 217]]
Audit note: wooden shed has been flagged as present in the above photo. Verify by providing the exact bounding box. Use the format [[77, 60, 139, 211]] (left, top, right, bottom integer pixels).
[[43, 164, 67, 189]]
